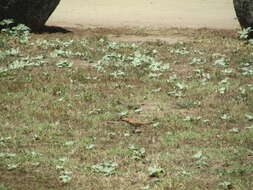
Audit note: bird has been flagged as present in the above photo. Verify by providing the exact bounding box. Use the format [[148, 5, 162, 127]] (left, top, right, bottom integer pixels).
[[120, 117, 152, 128]]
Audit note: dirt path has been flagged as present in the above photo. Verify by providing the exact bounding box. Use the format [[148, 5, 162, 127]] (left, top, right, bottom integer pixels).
[[47, 0, 239, 30]]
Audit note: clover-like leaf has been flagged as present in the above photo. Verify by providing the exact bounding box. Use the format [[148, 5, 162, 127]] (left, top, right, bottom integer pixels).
[[245, 114, 253, 121], [193, 151, 203, 159], [148, 166, 164, 177]]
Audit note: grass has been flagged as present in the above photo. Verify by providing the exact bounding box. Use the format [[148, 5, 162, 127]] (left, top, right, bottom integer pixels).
[[0, 24, 252, 190]]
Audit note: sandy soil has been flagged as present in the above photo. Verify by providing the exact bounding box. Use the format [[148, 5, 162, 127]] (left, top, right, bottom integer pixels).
[[47, 0, 239, 30]]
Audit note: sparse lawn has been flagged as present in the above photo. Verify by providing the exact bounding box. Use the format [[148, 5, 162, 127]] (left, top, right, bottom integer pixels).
[[0, 23, 252, 190]]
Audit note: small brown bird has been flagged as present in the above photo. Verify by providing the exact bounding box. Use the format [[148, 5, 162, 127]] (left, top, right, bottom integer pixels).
[[121, 118, 152, 128]]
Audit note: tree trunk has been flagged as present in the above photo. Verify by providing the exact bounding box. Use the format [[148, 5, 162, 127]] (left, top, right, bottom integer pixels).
[[233, 0, 253, 37], [0, 0, 61, 31]]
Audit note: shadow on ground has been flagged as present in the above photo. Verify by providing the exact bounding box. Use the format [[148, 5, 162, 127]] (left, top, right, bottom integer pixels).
[[34, 25, 71, 34]]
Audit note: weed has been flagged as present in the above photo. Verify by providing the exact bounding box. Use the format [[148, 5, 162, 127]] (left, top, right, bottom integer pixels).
[[148, 166, 165, 178], [91, 161, 118, 176], [238, 27, 252, 40]]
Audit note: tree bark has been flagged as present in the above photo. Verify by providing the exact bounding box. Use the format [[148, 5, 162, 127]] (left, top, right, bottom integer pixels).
[[233, 0, 253, 37], [0, 0, 61, 31]]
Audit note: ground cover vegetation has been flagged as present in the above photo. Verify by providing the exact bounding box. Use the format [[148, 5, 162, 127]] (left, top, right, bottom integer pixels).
[[0, 20, 252, 190]]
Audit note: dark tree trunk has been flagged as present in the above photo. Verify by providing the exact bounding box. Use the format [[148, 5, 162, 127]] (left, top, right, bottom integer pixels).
[[233, 0, 253, 38], [0, 0, 61, 31]]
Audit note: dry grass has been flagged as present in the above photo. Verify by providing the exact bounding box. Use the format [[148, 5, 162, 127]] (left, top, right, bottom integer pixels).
[[0, 26, 252, 190]]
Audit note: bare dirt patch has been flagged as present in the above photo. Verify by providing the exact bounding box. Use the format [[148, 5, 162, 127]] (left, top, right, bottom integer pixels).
[[109, 35, 189, 43], [46, 0, 239, 44], [47, 0, 239, 30]]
